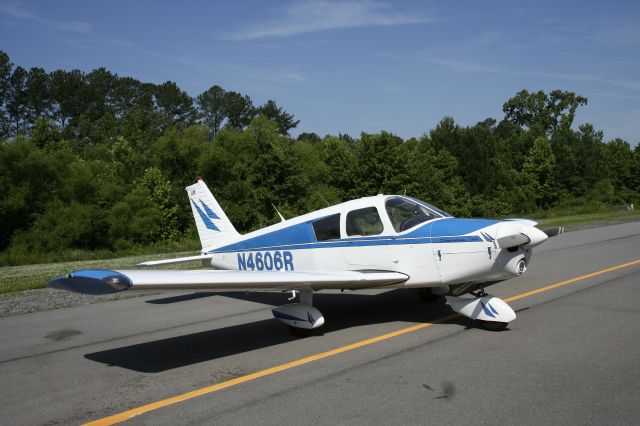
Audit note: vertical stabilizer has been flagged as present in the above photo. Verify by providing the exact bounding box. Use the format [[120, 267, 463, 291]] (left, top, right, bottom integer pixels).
[[186, 178, 239, 250]]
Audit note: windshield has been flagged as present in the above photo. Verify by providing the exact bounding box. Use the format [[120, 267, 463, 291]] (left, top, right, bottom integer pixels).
[[405, 196, 453, 218], [386, 197, 439, 232]]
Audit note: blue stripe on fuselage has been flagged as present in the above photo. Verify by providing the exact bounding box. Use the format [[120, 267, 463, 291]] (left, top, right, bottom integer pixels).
[[211, 218, 499, 254], [430, 219, 499, 237]]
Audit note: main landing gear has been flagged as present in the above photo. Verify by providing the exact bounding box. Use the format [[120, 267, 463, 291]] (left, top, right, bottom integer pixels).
[[272, 287, 325, 337], [414, 288, 444, 303]]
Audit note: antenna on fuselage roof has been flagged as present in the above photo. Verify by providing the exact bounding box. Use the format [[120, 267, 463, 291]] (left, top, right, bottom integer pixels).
[[317, 192, 330, 207], [403, 189, 407, 196], [272, 203, 286, 222]]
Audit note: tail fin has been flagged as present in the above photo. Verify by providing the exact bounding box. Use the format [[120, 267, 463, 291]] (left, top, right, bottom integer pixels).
[[186, 178, 239, 250]]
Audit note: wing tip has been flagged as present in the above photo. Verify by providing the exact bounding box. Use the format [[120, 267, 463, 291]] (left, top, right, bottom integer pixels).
[[48, 269, 132, 295]]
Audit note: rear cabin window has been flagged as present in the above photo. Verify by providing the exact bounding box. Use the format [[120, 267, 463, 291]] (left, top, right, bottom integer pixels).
[[312, 214, 341, 241], [346, 207, 384, 236], [386, 197, 434, 232]]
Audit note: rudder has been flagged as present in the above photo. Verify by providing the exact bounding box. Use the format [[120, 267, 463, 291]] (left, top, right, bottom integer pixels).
[[186, 178, 239, 250]]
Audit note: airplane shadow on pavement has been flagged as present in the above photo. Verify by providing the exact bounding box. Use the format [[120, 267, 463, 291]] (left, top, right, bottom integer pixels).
[[84, 289, 474, 373]]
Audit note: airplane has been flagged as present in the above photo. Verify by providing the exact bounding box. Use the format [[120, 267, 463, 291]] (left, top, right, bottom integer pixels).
[[48, 178, 563, 335]]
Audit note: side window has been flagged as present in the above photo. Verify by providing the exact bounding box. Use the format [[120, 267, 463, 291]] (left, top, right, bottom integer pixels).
[[346, 207, 384, 236], [312, 214, 341, 241]]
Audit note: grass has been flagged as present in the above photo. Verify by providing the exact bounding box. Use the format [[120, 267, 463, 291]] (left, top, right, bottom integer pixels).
[[0, 237, 201, 267], [0, 251, 200, 294], [2, 208, 639, 295], [535, 209, 640, 228]]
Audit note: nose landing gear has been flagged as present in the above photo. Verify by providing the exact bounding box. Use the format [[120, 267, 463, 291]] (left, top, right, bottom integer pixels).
[[446, 285, 516, 331]]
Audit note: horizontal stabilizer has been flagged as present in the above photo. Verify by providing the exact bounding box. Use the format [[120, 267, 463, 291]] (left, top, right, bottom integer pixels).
[[48, 269, 409, 295], [136, 254, 213, 267]]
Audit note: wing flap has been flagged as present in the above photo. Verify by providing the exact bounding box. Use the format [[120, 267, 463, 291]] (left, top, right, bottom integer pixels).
[[48, 269, 409, 295]]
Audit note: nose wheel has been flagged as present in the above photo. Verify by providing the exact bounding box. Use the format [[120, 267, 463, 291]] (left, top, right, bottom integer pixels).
[[446, 286, 516, 330], [413, 288, 443, 303]]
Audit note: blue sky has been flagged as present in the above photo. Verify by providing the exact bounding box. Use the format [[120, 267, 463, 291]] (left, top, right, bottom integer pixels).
[[1, 0, 639, 144]]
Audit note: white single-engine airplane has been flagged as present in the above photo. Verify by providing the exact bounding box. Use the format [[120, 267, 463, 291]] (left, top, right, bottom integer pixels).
[[49, 178, 563, 334]]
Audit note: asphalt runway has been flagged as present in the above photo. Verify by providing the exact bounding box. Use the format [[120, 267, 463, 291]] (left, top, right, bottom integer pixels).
[[1, 222, 639, 425]]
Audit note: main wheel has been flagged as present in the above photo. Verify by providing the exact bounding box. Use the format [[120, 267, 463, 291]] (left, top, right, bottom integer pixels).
[[415, 289, 442, 303], [479, 320, 508, 331]]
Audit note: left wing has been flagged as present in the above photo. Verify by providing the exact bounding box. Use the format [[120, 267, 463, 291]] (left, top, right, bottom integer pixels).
[[47, 269, 409, 295]]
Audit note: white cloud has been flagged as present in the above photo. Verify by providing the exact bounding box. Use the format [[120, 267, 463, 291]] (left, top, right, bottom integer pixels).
[[0, 2, 91, 33], [222, 0, 431, 40], [423, 57, 640, 92], [219, 63, 307, 84]]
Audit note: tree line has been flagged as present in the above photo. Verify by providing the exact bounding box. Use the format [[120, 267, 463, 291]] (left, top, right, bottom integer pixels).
[[1, 51, 639, 265]]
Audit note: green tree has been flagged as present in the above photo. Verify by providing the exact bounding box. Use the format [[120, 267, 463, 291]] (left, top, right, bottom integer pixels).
[[8, 201, 107, 254], [223, 91, 255, 130], [574, 124, 607, 188], [137, 167, 181, 239], [502, 90, 587, 137], [31, 118, 61, 150], [0, 139, 74, 250], [522, 137, 556, 208], [107, 187, 164, 249], [49, 69, 87, 129], [355, 131, 406, 196], [25, 67, 51, 127], [6, 66, 28, 135], [0, 51, 14, 138], [406, 137, 471, 216], [196, 85, 227, 139], [322, 136, 357, 200], [153, 125, 210, 185], [633, 145, 640, 193], [257, 99, 299, 136], [154, 81, 197, 129], [605, 138, 634, 190]]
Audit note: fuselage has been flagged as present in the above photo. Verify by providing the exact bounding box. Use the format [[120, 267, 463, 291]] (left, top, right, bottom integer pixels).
[[202, 195, 534, 292]]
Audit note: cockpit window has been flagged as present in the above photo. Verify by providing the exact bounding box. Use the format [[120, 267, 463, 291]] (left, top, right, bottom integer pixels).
[[312, 214, 341, 241], [346, 207, 384, 236], [386, 197, 436, 232]]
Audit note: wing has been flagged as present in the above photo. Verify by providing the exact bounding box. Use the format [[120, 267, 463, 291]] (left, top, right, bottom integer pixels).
[[47, 269, 409, 295]]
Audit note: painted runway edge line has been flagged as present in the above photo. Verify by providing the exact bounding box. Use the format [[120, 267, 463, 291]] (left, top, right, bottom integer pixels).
[[85, 258, 640, 426]]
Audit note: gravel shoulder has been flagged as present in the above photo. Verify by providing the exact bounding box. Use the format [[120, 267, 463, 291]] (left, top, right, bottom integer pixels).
[[0, 288, 149, 317]]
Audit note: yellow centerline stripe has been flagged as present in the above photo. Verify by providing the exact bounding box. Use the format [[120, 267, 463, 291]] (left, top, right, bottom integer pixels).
[[504, 259, 640, 303], [86, 258, 640, 426]]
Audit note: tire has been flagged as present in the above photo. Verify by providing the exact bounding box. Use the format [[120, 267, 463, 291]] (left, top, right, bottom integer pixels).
[[289, 326, 312, 337], [418, 290, 442, 303], [479, 321, 508, 331]]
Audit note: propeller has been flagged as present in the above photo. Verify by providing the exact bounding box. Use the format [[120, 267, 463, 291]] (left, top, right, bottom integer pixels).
[[495, 223, 564, 249], [542, 226, 565, 238]]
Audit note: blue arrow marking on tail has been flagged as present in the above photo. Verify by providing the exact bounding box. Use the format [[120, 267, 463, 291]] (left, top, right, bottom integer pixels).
[[200, 200, 220, 220], [191, 200, 220, 232]]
